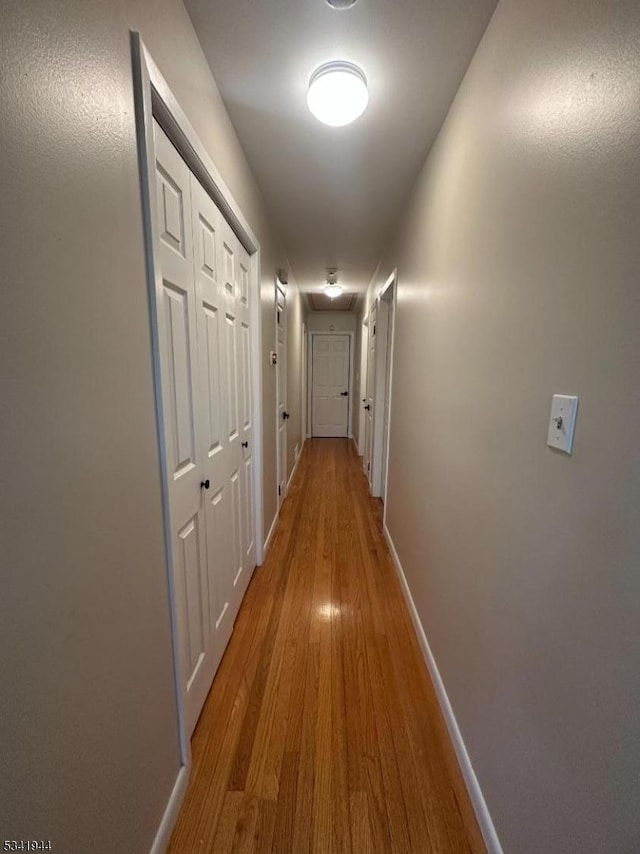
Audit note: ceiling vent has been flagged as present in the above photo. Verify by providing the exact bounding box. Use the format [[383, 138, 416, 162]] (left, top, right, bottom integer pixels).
[[325, 0, 358, 9]]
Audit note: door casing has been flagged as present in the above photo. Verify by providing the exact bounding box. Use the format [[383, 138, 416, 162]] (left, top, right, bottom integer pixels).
[[369, 271, 398, 506], [275, 280, 287, 506], [131, 32, 264, 850]]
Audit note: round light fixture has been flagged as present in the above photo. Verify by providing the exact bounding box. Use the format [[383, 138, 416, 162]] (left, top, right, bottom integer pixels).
[[325, 0, 358, 8], [307, 61, 369, 127], [324, 284, 343, 299]]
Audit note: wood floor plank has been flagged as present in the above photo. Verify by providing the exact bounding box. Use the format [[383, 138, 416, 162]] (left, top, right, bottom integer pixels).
[[168, 439, 487, 854]]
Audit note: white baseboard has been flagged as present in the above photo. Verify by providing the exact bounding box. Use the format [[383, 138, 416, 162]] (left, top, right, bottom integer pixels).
[[149, 764, 189, 854], [263, 511, 279, 562], [383, 524, 503, 854]]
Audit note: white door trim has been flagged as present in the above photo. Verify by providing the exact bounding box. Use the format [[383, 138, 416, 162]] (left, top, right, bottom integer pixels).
[[308, 331, 355, 439], [275, 279, 287, 506], [301, 322, 307, 448], [131, 31, 264, 848], [371, 271, 398, 505]]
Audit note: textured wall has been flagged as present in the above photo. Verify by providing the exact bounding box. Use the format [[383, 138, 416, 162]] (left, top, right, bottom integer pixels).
[[363, 0, 640, 851], [0, 0, 300, 850]]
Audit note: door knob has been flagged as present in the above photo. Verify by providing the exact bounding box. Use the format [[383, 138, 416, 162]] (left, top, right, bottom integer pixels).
[[340, 391, 348, 396], [241, 441, 249, 448], [200, 479, 210, 490], [364, 404, 371, 411]]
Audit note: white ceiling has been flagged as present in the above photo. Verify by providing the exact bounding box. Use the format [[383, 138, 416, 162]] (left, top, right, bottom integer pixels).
[[185, 0, 497, 302]]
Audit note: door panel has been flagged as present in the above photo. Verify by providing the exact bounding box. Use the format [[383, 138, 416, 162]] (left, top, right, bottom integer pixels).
[[205, 486, 231, 633], [225, 312, 239, 440], [201, 303, 223, 457], [365, 304, 377, 486], [312, 335, 350, 437], [358, 321, 369, 456], [276, 285, 287, 506], [229, 231, 255, 596], [241, 321, 251, 432], [243, 455, 254, 563], [153, 122, 211, 734], [381, 294, 395, 501], [153, 120, 257, 736], [190, 176, 235, 694], [178, 515, 206, 686], [162, 283, 196, 475], [230, 469, 242, 586]]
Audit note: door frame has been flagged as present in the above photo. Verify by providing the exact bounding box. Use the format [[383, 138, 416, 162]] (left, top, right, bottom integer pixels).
[[275, 278, 287, 507], [131, 33, 264, 850], [301, 322, 307, 448], [308, 331, 355, 439], [358, 316, 369, 457], [371, 271, 398, 505]]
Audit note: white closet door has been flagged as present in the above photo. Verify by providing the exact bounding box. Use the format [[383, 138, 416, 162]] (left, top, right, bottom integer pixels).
[[189, 176, 235, 684], [153, 121, 212, 734], [153, 121, 257, 735], [218, 224, 255, 612], [235, 237, 256, 597]]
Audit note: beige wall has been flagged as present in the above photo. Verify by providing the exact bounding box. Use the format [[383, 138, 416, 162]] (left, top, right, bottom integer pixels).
[[306, 310, 357, 332], [363, 0, 640, 851], [0, 0, 301, 850]]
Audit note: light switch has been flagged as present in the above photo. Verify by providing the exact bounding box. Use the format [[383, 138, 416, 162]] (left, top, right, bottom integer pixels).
[[547, 394, 578, 454]]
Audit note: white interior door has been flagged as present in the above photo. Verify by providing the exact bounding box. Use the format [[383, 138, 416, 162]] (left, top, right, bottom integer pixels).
[[225, 227, 256, 606], [301, 323, 307, 444], [380, 293, 395, 501], [364, 305, 377, 486], [312, 335, 350, 437], [153, 121, 256, 734], [190, 174, 237, 692], [153, 122, 212, 733], [276, 284, 287, 505], [237, 242, 256, 594], [358, 320, 369, 456]]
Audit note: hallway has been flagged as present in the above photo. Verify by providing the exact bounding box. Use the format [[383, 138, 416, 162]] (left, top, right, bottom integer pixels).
[[169, 439, 484, 853]]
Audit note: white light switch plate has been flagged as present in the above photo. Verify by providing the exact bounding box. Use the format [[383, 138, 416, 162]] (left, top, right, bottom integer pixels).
[[547, 394, 578, 454]]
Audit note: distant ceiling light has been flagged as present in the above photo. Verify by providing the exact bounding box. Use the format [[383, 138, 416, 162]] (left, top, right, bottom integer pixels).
[[307, 61, 369, 127], [325, 0, 358, 9], [324, 284, 343, 299]]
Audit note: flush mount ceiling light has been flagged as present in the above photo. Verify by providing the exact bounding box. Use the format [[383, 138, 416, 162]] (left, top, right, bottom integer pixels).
[[307, 61, 369, 127], [324, 283, 344, 299], [325, 0, 358, 9]]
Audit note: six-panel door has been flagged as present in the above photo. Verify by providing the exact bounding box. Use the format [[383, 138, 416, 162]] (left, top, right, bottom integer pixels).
[[153, 120, 256, 735], [311, 334, 351, 437]]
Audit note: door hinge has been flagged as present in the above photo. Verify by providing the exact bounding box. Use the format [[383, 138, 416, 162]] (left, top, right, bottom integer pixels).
[[278, 485, 281, 496]]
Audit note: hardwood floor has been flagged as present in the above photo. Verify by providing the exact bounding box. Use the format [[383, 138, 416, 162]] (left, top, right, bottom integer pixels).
[[168, 439, 486, 854]]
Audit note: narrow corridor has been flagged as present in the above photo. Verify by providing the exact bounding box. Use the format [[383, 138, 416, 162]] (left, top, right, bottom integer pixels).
[[169, 439, 484, 853]]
